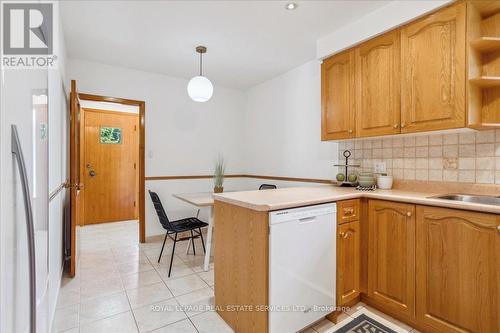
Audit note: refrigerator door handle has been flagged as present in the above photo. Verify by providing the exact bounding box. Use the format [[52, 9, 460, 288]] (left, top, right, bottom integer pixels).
[[11, 125, 37, 333]]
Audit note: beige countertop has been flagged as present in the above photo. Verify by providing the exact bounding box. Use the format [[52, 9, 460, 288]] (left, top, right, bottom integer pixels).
[[213, 185, 500, 214]]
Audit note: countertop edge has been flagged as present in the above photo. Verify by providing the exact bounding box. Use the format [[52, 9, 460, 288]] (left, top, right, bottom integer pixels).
[[213, 191, 500, 214]]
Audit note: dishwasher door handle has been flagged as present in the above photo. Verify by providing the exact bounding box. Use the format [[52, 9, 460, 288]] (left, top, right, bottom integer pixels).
[[298, 216, 317, 224]]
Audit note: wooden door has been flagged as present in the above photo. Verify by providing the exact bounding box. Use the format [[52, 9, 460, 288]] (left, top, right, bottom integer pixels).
[[368, 200, 415, 319], [416, 206, 499, 333], [321, 50, 355, 140], [82, 109, 139, 224], [401, 2, 466, 133], [68, 80, 81, 277], [337, 220, 360, 306], [355, 30, 401, 137]]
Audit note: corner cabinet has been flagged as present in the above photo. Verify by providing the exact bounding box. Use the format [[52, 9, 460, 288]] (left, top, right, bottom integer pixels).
[[355, 30, 401, 137], [416, 206, 500, 333], [321, 50, 355, 140], [400, 2, 466, 133], [367, 200, 415, 320]]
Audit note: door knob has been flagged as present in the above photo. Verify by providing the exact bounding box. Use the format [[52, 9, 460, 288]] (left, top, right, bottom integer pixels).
[[348, 129, 353, 134], [89, 170, 96, 177], [406, 212, 412, 217], [401, 122, 406, 128], [393, 124, 399, 129]]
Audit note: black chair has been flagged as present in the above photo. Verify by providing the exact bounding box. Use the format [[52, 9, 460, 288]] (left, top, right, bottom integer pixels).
[[148, 190, 208, 277], [259, 184, 277, 190]]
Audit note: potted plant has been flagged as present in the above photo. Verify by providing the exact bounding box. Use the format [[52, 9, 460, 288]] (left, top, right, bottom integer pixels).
[[213, 156, 225, 193]]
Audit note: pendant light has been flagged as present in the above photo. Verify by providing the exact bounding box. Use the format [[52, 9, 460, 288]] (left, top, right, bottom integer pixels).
[[187, 46, 214, 102]]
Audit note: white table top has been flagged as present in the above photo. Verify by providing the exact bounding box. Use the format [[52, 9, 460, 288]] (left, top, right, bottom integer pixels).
[[173, 192, 215, 207]]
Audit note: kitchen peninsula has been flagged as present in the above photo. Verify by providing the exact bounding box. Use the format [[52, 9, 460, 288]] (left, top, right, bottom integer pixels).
[[213, 182, 500, 333]]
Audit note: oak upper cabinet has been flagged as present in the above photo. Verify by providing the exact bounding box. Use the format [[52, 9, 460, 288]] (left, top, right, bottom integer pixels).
[[400, 2, 466, 133], [367, 200, 415, 320], [321, 50, 355, 140], [416, 206, 500, 333], [336, 217, 360, 306], [355, 30, 401, 137]]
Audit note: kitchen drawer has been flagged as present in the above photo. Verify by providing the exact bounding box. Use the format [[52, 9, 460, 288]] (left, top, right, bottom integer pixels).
[[337, 199, 360, 224]]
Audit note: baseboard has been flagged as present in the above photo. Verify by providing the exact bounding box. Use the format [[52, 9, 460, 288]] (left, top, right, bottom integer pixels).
[[48, 264, 65, 333]]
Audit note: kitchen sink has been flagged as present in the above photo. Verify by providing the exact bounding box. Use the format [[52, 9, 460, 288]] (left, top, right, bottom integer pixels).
[[430, 194, 500, 206]]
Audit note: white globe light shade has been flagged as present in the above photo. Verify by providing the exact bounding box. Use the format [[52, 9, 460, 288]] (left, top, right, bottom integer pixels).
[[187, 76, 213, 102]]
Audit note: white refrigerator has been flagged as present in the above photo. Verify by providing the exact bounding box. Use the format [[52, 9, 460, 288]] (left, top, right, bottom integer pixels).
[[0, 68, 50, 333]]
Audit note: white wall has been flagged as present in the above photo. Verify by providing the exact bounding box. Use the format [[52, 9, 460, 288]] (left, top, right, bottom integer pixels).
[[316, 0, 452, 59], [48, 3, 69, 332], [67, 59, 247, 236], [244, 60, 338, 179]]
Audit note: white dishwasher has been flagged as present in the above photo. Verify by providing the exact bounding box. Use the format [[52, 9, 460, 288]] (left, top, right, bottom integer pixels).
[[269, 203, 336, 333]]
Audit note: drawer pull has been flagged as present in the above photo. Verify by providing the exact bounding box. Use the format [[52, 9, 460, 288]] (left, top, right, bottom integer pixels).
[[343, 207, 355, 216]]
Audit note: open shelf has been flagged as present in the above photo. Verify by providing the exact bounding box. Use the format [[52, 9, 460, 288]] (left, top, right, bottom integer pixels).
[[469, 76, 500, 88], [474, 1, 500, 18], [470, 37, 500, 52]]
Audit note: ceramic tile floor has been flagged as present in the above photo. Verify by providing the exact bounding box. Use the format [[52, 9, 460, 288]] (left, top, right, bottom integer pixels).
[[53, 220, 418, 333]]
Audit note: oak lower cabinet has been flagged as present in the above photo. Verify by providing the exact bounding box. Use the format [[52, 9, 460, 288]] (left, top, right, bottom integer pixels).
[[355, 30, 401, 137], [337, 219, 361, 306], [400, 2, 466, 133], [367, 200, 415, 320], [321, 50, 356, 140], [415, 206, 500, 333]]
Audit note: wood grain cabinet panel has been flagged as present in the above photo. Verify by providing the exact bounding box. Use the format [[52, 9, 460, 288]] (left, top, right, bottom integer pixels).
[[321, 50, 356, 140], [401, 2, 466, 133], [368, 200, 415, 320], [337, 220, 361, 306], [416, 206, 500, 333], [355, 30, 401, 137], [214, 201, 269, 333]]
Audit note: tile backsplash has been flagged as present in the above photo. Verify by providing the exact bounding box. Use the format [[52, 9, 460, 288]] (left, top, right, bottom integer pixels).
[[338, 130, 500, 184]]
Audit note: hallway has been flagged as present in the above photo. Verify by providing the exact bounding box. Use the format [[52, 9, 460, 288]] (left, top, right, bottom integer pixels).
[[52, 220, 226, 333]]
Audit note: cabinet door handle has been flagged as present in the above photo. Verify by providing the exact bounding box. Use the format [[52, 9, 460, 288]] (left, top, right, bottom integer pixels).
[[497, 226, 500, 232], [406, 212, 412, 217], [401, 122, 406, 128], [348, 129, 353, 134], [393, 124, 399, 129], [339, 231, 353, 239]]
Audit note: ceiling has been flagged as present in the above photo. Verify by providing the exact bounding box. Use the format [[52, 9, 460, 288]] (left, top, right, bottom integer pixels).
[[61, 0, 390, 90]]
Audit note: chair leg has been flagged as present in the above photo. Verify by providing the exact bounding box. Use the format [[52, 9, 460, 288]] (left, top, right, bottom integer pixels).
[[190, 230, 196, 255], [168, 233, 178, 278], [158, 232, 168, 263], [199, 228, 206, 254]]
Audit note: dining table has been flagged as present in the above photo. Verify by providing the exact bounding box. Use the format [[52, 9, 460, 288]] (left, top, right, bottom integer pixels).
[[172, 192, 215, 271]]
